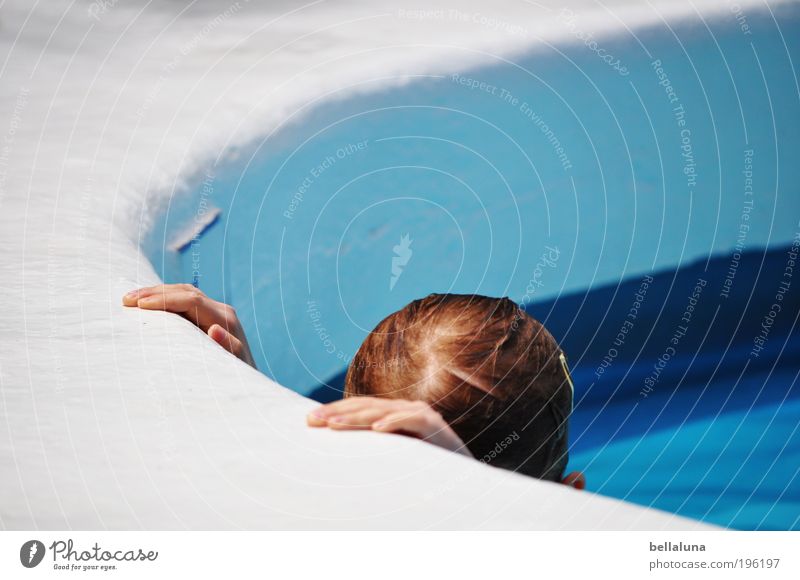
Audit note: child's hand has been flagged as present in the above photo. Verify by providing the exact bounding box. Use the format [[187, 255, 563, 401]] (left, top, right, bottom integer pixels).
[[307, 397, 472, 457], [123, 284, 256, 368]]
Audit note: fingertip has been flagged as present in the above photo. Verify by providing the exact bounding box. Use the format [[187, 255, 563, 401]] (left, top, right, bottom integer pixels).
[[122, 290, 139, 306], [208, 324, 225, 342], [306, 412, 326, 427], [136, 296, 159, 308], [326, 416, 348, 429]]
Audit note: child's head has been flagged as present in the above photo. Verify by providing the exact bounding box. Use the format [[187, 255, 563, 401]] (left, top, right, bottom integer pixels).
[[345, 293, 574, 481]]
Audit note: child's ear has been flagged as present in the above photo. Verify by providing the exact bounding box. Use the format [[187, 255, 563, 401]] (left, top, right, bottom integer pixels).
[[561, 471, 586, 490]]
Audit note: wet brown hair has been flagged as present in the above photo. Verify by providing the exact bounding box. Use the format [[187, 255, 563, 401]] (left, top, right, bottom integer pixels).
[[345, 293, 573, 481]]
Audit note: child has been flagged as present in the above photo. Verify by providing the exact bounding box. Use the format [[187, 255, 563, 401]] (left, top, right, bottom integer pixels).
[[124, 286, 584, 488]]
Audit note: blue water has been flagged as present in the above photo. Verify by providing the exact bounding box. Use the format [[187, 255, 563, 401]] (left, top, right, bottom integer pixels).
[[147, 5, 800, 529]]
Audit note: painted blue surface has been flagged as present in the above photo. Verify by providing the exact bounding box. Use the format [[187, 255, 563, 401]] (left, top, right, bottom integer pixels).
[[147, 6, 800, 529]]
